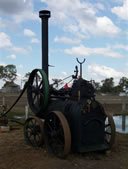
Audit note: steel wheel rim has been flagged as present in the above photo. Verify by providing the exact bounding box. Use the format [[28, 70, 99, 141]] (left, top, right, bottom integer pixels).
[[104, 114, 116, 148], [27, 69, 49, 117], [44, 111, 71, 158], [24, 117, 44, 147]]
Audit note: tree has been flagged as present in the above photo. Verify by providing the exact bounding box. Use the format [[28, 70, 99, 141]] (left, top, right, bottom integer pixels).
[[0, 64, 17, 88], [118, 77, 128, 92], [91, 80, 101, 92], [0, 65, 4, 79], [24, 72, 31, 79], [23, 72, 31, 83], [3, 64, 17, 82], [100, 77, 114, 93]]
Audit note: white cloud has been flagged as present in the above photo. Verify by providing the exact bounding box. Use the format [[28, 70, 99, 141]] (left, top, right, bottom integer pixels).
[[64, 45, 125, 58], [112, 0, 128, 20], [0, 80, 4, 89], [96, 16, 120, 35], [0, 62, 6, 66], [11, 46, 28, 54], [88, 64, 127, 83], [6, 54, 16, 59], [0, 17, 20, 31], [18, 64, 24, 69], [41, 0, 120, 37], [95, 3, 105, 10], [113, 44, 128, 51], [54, 36, 81, 44], [31, 38, 40, 43], [61, 72, 68, 76], [0, 32, 28, 54], [0, 32, 12, 48], [24, 29, 36, 37], [0, 0, 38, 23], [15, 73, 25, 89]]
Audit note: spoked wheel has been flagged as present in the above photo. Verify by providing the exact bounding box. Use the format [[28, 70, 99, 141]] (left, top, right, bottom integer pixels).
[[104, 114, 116, 148], [24, 117, 44, 147], [27, 69, 49, 117], [44, 111, 71, 158]]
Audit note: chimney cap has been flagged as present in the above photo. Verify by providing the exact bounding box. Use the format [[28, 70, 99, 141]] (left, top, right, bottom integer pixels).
[[39, 10, 51, 18]]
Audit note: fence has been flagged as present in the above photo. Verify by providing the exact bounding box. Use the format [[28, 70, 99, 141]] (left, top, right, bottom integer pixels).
[[0, 92, 128, 115]]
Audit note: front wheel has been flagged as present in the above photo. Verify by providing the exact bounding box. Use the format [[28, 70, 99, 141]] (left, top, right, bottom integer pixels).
[[104, 114, 116, 148]]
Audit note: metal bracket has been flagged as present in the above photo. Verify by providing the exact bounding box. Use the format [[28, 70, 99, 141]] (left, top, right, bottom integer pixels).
[[76, 58, 86, 78]]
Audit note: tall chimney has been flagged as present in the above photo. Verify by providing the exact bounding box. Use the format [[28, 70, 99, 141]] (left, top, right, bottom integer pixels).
[[39, 10, 51, 79]]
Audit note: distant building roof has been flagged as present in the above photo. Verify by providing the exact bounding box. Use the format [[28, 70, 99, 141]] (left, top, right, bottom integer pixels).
[[1, 83, 21, 93]]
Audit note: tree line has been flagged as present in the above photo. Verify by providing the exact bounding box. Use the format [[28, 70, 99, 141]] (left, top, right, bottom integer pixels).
[[92, 77, 128, 93], [0, 64, 128, 93]]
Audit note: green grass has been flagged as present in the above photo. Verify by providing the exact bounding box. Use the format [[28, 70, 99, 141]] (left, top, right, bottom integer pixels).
[[6, 111, 34, 127]]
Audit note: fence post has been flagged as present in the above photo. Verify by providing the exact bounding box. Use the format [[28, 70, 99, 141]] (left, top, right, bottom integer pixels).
[[122, 95, 126, 112], [25, 104, 29, 119], [121, 93, 127, 132], [2, 96, 5, 106]]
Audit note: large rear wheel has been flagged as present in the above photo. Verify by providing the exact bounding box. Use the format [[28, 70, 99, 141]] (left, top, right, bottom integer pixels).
[[44, 111, 71, 158], [104, 114, 116, 148]]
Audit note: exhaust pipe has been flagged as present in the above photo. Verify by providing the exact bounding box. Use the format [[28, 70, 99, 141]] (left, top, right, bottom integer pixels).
[[39, 10, 51, 79]]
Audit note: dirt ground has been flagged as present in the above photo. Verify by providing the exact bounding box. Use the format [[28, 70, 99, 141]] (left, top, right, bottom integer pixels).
[[0, 127, 128, 169]]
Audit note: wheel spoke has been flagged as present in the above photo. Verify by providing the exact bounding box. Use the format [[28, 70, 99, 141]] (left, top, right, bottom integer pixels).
[[39, 80, 43, 89], [105, 131, 111, 135], [105, 124, 110, 128]]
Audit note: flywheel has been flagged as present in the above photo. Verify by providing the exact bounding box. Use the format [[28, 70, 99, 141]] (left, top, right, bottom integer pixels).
[[27, 69, 49, 117]]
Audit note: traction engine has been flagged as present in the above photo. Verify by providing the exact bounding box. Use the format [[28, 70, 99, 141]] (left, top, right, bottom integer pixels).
[[24, 10, 116, 158], [0, 10, 115, 158]]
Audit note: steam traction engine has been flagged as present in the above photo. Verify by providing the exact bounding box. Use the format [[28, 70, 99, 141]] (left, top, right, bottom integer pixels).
[[24, 10, 116, 158]]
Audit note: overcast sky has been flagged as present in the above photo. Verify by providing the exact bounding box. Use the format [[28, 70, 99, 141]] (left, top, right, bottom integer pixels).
[[0, 0, 128, 87]]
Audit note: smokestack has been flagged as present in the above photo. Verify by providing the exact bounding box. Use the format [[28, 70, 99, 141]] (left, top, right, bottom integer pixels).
[[39, 10, 51, 78]]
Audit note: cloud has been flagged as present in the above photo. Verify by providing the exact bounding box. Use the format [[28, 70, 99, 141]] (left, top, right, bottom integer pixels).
[[61, 72, 68, 76], [0, 62, 6, 66], [6, 54, 16, 59], [0, 18, 20, 32], [111, 0, 128, 20], [96, 16, 120, 35], [18, 64, 24, 69], [0, 0, 38, 23], [0, 32, 12, 48], [24, 29, 36, 37], [54, 36, 81, 44], [113, 44, 128, 51], [88, 64, 127, 83], [64, 44, 125, 58], [11, 46, 28, 54], [0, 32, 28, 54], [31, 38, 40, 43], [95, 3, 105, 10], [41, 0, 120, 37]]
